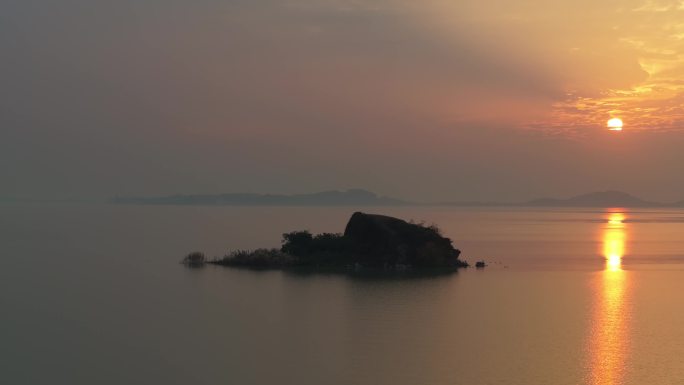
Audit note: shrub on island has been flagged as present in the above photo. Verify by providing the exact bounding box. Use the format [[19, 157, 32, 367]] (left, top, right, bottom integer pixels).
[[181, 251, 206, 266], [211, 248, 297, 268]]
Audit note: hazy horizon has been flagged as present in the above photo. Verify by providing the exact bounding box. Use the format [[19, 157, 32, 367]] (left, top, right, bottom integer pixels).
[[5, 0, 684, 203], [9, 187, 684, 206]]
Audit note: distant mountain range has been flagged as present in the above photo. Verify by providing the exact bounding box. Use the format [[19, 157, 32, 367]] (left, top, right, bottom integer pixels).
[[445, 190, 684, 207], [524, 190, 667, 207], [111, 189, 407, 206], [111, 189, 684, 207]]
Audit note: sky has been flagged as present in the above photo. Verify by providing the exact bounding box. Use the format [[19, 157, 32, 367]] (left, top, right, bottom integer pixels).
[[3, 0, 684, 202]]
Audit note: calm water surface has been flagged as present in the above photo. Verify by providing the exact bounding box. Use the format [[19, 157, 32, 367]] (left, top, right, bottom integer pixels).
[[3, 204, 684, 384]]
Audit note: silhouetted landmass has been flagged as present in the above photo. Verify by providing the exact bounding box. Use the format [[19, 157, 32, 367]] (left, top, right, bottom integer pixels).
[[113, 189, 407, 206], [441, 190, 679, 207], [524, 190, 660, 207], [432, 200, 513, 207], [116, 189, 684, 208], [203, 212, 467, 271]]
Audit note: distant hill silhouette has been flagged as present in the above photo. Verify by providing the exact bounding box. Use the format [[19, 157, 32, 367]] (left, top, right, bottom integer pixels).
[[112, 189, 408, 206], [437, 190, 683, 207], [112, 189, 684, 208], [524, 190, 661, 207]]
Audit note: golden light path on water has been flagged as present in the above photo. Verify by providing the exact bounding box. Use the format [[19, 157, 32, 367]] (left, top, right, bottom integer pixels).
[[587, 210, 631, 385]]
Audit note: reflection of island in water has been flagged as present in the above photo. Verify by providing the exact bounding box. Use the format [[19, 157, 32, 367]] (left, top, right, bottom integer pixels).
[[586, 210, 632, 385]]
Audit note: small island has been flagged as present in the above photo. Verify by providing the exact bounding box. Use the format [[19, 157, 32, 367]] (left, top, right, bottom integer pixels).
[[183, 212, 468, 272]]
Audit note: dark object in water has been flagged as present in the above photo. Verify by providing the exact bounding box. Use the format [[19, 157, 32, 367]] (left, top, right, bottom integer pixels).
[[206, 212, 468, 270], [475, 261, 486, 268], [344, 212, 466, 269], [182, 251, 206, 266]]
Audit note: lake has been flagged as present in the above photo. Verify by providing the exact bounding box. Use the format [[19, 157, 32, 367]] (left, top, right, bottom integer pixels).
[[3, 204, 684, 384]]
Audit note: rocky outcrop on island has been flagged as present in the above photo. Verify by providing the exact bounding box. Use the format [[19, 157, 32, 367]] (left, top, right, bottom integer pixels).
[[343, 212, 464, 268], [201, 212, 467, 271]]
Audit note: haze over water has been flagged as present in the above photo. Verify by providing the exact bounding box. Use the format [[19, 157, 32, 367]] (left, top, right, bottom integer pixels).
[[3, 204, 684, 384]]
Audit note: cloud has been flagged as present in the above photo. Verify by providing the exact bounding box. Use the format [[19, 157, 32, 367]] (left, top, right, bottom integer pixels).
[[524, 0, 684, 133]]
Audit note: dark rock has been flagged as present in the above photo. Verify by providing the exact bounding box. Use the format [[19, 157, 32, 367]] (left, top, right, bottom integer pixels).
[[343, 212, 466, 268], [475, 261, 486, 268]]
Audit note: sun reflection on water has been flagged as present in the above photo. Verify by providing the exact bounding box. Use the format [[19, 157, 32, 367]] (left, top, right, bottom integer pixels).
[[587, 210, 631, 385], [603, 212, 626, 271]]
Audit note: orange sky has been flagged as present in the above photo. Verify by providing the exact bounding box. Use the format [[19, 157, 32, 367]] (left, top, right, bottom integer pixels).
[[406, 0, 684, 133], [3, 0, 684, 201]]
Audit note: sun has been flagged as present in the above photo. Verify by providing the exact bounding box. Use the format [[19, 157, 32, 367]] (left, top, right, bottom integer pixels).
[[607, 118, 623, 131]]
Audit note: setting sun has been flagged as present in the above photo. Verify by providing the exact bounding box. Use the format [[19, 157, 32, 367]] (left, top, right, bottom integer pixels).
[[607, 118, 623, 131]]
